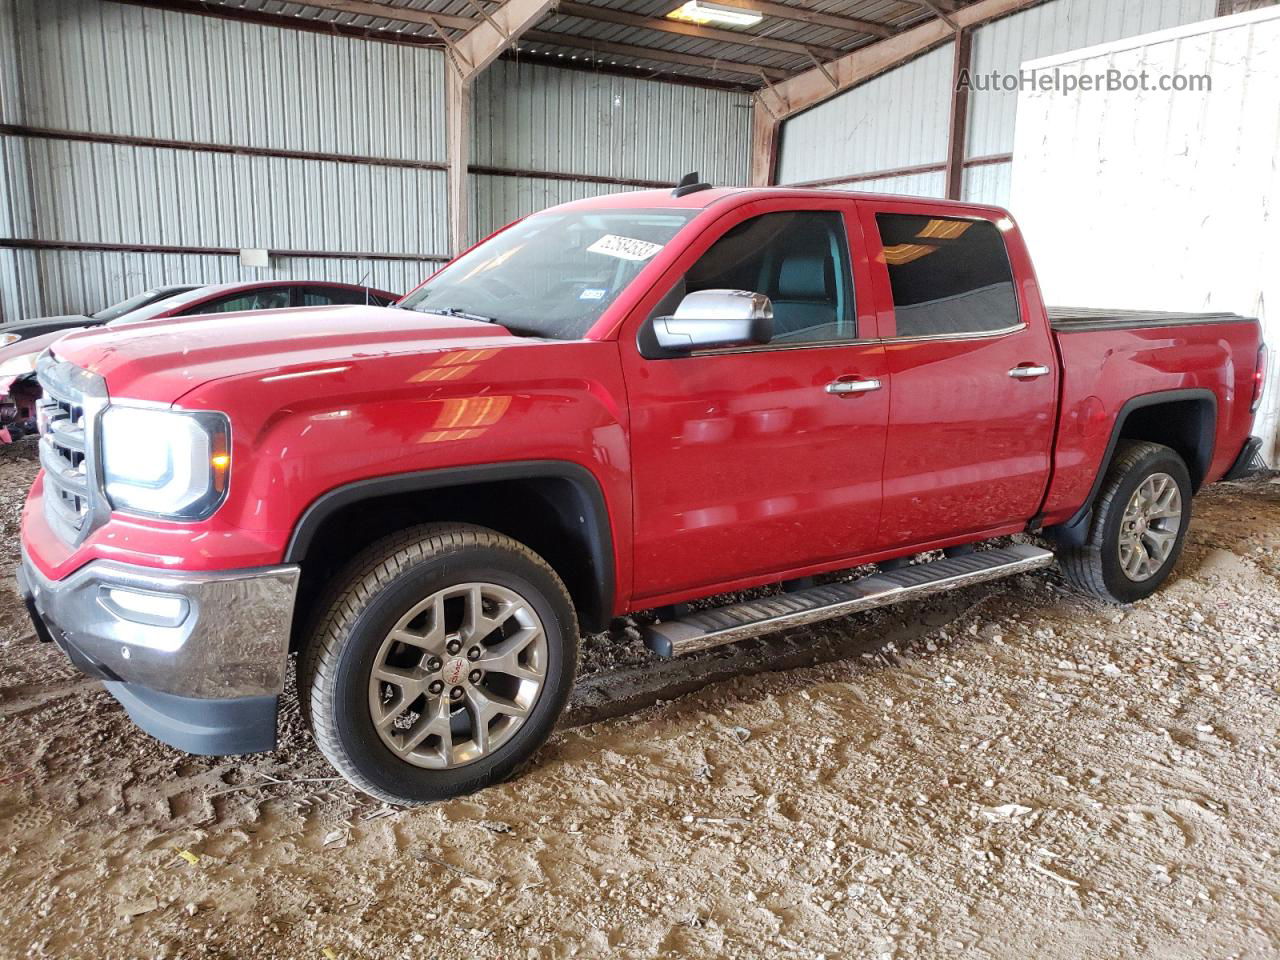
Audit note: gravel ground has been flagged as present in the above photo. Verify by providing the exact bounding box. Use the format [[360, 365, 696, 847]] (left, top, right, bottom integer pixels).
[[1, 440, 1278, 959]]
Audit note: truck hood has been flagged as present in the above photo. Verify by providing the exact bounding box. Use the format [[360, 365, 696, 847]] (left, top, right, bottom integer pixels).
[[51, 305, 520, 402]]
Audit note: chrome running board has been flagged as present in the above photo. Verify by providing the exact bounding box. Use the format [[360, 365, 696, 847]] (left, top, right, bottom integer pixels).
[[642, 544, 1055, 658]]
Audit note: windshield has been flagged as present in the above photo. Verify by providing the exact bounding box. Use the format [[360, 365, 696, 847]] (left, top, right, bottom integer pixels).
[[400, 209, 698, 339], [91, 286, 197, 321]]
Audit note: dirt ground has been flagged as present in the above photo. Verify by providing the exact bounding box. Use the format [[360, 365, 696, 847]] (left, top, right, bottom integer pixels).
[[0, 439, 1277, 960]]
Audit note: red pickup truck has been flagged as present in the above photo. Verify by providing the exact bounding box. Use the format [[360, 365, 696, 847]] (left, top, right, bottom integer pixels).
[[18, 185, 1266, 804]]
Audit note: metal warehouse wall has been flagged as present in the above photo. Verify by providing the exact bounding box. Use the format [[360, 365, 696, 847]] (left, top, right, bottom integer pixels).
[[1010, 6, 1280, 460], [0, 0, 449, 320], [470, 59, 752, 242], [776, 44, 952, 193], [775, 0, 1215, 204]]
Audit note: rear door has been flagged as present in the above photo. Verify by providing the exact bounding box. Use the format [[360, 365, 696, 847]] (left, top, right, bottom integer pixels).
[[857, 200, 1057, 546], [621, 198, 890, 604]]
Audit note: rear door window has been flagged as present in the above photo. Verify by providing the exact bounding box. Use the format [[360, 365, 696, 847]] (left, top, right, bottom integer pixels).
[[874, 213, 1019, 337]]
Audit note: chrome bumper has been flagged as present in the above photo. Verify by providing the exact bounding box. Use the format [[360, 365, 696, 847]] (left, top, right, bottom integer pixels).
[[18, 549, 300, 699]]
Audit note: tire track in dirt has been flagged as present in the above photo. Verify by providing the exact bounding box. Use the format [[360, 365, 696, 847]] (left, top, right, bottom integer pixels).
[[0, 677, 103, 718]]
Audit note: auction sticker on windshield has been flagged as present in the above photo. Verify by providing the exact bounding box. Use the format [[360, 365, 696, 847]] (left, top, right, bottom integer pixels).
[[587, 234, 664, 262]]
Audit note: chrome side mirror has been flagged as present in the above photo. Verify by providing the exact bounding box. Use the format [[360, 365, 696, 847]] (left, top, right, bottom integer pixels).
[[650, 289, 774, 353]]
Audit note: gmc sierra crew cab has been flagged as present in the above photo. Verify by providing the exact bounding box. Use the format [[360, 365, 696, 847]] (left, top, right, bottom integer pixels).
[[18, 184, 1267, 805]]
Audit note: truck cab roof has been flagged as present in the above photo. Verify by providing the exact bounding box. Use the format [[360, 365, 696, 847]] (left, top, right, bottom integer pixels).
[[554, 185, 1011, 220]]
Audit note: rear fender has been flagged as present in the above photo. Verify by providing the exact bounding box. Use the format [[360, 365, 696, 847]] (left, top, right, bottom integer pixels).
[[1050, 388, 1216, 547]]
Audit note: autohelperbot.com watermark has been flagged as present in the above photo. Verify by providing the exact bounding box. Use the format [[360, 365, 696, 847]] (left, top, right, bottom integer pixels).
[[958, 66, 1213, 95]]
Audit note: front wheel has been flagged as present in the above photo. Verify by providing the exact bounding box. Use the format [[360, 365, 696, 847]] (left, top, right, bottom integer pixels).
[[299, 524, 579, 804], [1058, 440, 1192, 603]]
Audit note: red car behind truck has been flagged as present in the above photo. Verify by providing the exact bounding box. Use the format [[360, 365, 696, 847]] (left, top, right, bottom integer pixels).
[[18, 185, 1266, 804]]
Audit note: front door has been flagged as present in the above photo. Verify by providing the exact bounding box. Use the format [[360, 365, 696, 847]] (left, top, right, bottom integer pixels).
[[858, 200, 1057, 547], [621, 200, 890, 605]]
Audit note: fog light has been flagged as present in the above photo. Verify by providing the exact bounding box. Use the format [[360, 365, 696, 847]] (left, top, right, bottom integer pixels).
[[99, 587, 190, 628]]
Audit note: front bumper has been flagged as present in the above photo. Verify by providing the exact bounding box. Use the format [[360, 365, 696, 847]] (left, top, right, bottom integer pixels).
[[18, 550, 300, 754]]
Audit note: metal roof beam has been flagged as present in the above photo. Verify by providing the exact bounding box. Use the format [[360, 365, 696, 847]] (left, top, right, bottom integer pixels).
[[294, 0, 788, 81], [523, 29, 790, 79], [944, 26, 972, 198], [445, 0, 560, 258], [289, 0, 475, 32], [457, 0, 559, 75], [297, 0, 557, 72], [916, 0, 960, 31], [555, 1, 844, 60], [768, 0, 1043, 119], [751, 0, 1048, 185], [708, 0, 894, 38]]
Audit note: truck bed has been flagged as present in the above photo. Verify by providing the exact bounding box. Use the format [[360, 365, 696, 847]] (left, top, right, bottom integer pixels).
[[1040, 306, 1261, 527], [1048, 306, 1253, 332]]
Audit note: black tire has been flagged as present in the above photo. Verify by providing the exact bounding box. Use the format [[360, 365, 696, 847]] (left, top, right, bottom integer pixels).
[[1058, 440, 1192, 603], [298, 523, 579, 805]]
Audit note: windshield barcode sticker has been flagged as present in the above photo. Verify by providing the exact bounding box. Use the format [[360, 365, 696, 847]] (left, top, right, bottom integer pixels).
[[587, 234, 664, 262]]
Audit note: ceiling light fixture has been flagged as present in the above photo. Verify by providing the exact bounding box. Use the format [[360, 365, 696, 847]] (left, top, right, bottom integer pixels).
[[667, 0, 763, 28]]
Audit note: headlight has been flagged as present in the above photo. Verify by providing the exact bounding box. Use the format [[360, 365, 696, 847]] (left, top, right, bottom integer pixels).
[[0, 351, 38, 378], [99, 406, 231, 519], [0, 333, 21, 347]]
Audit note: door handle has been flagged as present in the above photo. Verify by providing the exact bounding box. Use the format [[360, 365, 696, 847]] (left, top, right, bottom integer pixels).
[[825, 378, 882, 396], [1008, 364, 1050, 380]]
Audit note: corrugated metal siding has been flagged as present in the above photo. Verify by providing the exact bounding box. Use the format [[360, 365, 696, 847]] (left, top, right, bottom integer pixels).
[[15, 249, 432, 318], [7, 136, 446, 255], [777, 0, 1217, 203], [2, 0, 448, 319], [777, 44, 953, 185], [472, 174, 643, 241], [0, 33, 15, 318], [7, 0, 447, 162], [816, 170, 947, 197], [967, 0, 1216, 158], [470, 60, 750, 240], [961, 161, 1013, 206], [0, 0, 30, 323], [475, 60, 750, 183]]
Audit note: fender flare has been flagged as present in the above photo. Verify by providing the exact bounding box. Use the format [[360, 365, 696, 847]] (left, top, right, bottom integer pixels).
[[1053, 387, 1217, 545], [285, 460, 616, 631]]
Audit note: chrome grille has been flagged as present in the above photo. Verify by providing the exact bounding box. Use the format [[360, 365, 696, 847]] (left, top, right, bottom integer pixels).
[[35, 353, 108, 545]]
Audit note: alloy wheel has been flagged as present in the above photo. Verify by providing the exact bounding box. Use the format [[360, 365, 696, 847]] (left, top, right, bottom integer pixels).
[[1117, 472, 1183, 582], [367, 582, 548, 768]]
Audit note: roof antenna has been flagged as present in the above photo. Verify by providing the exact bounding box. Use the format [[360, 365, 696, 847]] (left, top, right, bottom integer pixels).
[[672, 171, 712, 198]]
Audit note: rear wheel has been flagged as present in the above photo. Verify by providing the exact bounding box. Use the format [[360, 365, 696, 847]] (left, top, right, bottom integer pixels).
[[1058, 440, 1192, 603], [299, 523, 578, 804]]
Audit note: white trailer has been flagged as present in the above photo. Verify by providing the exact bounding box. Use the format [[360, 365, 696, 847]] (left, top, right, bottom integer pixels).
[[1010, 5, 1280, 462]]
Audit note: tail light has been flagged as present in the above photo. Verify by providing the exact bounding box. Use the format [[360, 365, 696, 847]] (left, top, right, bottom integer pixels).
[[1252, 345, 1268, 413]]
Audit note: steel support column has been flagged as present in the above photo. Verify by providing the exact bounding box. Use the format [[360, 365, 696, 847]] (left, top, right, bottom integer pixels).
[[446, 65, 471, 257], [944, 27, 972, 201]]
